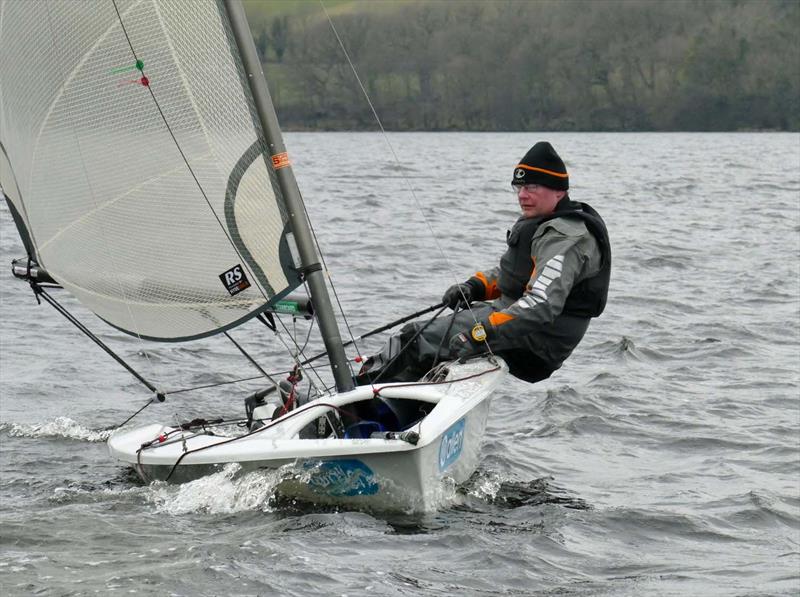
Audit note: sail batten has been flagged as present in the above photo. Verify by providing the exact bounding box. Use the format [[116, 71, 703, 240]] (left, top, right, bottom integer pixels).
[[0, 0, 301, 341]]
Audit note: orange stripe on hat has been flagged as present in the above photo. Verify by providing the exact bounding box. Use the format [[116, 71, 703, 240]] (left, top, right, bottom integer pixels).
[[514, 164, 568, 178]]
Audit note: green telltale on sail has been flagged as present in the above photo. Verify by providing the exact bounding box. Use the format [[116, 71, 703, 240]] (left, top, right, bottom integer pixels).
[[110, 60, 144, 74]]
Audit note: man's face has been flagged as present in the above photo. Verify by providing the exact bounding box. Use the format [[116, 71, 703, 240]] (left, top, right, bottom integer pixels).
[[514, 184, 564, 218]]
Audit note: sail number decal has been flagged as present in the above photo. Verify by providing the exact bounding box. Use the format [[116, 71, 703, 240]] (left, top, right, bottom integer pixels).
[[305, 459, 379, 496], [439, 418, 465, 472], [219, 264, 251, 296]]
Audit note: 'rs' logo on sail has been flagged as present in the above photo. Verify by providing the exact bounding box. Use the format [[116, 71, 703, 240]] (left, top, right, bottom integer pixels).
[[219, 264, 251, 296]]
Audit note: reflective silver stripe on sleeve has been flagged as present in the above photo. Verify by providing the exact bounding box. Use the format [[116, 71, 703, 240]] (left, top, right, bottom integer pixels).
[[527, 254, 565, 302], [520, 295, 542, 308], [517, 254, 566, 310], [542, 264, 561, 278]]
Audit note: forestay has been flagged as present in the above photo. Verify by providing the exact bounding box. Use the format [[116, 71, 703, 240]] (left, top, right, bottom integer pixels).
[[0, 0, 301, 341]]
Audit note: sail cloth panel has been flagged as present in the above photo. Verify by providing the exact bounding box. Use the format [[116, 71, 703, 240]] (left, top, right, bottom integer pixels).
[[0, 0, 301, 340]]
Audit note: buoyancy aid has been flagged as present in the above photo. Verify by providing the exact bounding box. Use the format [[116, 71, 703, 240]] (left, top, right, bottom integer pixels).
[[497, 198, 611, 317]]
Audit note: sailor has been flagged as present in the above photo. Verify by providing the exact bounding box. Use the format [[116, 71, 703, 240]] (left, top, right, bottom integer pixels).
[[357, 141, 611, 384]]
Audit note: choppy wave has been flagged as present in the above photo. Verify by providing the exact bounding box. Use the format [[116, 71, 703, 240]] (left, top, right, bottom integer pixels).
[[0, 417, 112, 442], [463, 473, 590, 511], [145, 464, 286, 515], [141, 463, 463, 516], [2, 132, 798, 597]]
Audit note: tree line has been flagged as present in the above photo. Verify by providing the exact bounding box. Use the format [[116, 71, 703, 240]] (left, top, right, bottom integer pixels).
[[245, 0, 799, 131]]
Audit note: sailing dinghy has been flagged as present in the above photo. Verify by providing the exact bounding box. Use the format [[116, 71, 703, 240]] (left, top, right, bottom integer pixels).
[[0, 0, 508, 511]]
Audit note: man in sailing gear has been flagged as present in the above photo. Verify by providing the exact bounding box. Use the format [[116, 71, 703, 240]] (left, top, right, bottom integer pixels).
[[357, 141, 610, 385]]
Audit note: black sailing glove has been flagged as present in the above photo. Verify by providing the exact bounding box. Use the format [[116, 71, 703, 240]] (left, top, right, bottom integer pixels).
[[441, 277, 484, 310]]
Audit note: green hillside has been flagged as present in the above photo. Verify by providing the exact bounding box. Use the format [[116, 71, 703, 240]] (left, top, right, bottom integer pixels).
[[242, 0, 800, 131]]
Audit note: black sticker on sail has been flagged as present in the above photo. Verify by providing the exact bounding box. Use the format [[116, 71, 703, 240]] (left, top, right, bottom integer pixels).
[[219, 264, 251, 296]]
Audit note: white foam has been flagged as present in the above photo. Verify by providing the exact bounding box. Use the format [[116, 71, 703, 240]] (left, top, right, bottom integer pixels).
[[0, 417, 112, 442], [146, 463, 289, 515], [467, 471, 504, 501]]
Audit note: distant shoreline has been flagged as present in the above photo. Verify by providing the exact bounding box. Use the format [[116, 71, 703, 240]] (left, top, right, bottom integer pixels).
[[252, 0, 799, 133], [280, 128, 799, 133]]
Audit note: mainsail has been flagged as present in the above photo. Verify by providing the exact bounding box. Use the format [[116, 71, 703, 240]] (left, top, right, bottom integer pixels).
[[0, 0, 302, 341]]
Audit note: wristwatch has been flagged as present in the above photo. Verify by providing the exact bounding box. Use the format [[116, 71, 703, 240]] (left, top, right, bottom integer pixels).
[[470, 323, 487, 343]]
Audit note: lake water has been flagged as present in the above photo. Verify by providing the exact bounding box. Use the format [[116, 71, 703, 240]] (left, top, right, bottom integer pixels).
[[1, 132, 799, 596]]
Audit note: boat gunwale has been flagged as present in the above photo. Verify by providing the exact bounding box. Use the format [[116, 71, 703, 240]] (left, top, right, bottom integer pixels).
[[108, 357, 508, 468]]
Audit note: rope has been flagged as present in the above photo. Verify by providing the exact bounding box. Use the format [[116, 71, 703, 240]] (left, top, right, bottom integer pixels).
[[299, 301, 445, 367], [371, 363, 502, 398], [318, 1, 498, 364], [158, 400, 359, 481], [431, 305, 462, 370], [161, 374, 266, 396], [35, 287, 162, 398], [275, 316, 329, 394], [367, 304, 449, 385], [224, 331, 279, 386], [42, 3, 160, 385], [302, 214, 360, 376], [109, 0, 273, 307], [319, 0, 483, 332], [115, 398, 156, 429], [294, 293, 316, 355], [143, 363, 500, 481]]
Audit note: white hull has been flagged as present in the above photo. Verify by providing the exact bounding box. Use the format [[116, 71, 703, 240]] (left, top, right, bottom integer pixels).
[[109, 357, 508, 511]]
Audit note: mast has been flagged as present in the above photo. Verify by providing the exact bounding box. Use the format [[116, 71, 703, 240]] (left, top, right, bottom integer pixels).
[[223, 0, 354, 393]]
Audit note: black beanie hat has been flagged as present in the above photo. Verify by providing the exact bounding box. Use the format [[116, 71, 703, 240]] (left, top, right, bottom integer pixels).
[[512, 141, 569, 190]]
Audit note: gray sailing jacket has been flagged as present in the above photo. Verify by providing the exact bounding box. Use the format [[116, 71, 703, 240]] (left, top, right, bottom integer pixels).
[[358, 203, 609, 385], [475, 211, 606, 371]]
